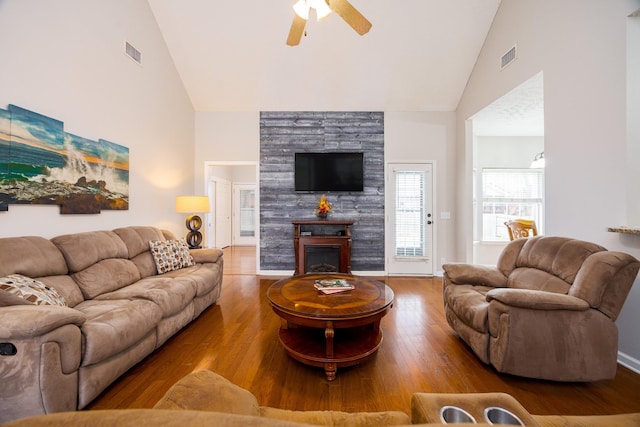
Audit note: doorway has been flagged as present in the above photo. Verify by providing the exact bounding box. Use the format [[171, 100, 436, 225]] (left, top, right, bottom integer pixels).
[[204, 162, 259, 252], [232, 183, 256, 246], [208, 177, 231, 248], [469, 72, 545, 265], [387, 162, 434, 275]]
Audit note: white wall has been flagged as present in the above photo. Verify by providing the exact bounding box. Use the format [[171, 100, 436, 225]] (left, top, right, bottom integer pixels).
[[628, 14, 640, 223], [0, 0, 195, 239], [457, 0, 640, 368], [194, 112, 259, 194], [385, 112, 457, 272], [194, 111, 458, 273]]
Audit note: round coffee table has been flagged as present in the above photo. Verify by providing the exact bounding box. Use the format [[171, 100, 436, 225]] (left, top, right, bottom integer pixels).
[[267, 273, 394, 381]]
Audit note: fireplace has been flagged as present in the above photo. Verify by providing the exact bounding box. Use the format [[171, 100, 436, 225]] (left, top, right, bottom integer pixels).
[[305, 246, 341, 273], [292, 219, 353, 275]]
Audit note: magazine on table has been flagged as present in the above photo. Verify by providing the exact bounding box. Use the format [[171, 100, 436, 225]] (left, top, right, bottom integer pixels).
[[314, 279, 354, 294]]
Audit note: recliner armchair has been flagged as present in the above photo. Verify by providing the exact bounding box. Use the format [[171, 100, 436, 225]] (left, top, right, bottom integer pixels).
[[442, 236, 640, 381]]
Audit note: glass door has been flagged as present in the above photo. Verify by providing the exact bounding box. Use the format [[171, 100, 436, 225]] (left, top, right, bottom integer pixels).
[[388, 163, 434, 275]]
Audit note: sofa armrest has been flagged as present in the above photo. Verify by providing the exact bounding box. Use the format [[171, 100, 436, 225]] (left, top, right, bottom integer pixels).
[[154, 370, 260, 416], [0, 305, 86, 339], [486, 288, 590, 311], [443, 263, 507, 288], [190, 248, 223, 264], [0, 306, 85, 421], [411, 392, 540, 426]]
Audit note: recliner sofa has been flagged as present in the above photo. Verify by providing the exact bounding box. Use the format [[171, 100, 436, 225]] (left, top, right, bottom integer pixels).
[[442, 235, 640, 381], [4, 370, 639, 426], [0, 226, 224, 422]]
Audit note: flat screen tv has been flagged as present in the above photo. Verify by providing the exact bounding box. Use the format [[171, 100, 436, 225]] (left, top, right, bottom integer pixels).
[[295, 152, 364, 192]]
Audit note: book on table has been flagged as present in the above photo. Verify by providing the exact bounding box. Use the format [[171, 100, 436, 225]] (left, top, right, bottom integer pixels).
[[314, 279, 354, 294]]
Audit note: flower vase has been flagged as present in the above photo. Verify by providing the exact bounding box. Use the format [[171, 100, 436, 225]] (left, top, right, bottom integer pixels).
[[317, 212, 328, 220]]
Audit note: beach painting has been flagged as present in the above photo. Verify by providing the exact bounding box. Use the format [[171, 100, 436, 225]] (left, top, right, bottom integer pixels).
[[0, 104, 129, 214]]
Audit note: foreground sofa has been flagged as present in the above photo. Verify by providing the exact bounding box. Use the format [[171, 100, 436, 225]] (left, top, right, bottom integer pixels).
[[0, 226, 223, 422], [3, 370, 639, 426], [443, 235, 640, 381]]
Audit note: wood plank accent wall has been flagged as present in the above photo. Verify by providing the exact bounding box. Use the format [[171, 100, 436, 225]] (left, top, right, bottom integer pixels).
[[259, 111, 384, 272]]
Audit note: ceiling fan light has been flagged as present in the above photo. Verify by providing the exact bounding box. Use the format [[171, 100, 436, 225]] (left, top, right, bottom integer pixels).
[[293, 0, 310, 20], [312, 0, 332, 20]]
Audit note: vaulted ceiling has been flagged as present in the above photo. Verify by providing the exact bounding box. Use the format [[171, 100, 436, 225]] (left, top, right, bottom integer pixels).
[[148, 0, 502, 112]]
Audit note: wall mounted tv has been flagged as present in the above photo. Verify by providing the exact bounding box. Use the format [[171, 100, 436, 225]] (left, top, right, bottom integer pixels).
[[295, 152, 364, 192]]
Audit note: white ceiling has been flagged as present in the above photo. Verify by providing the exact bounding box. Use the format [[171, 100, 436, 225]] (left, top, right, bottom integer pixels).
[[147, 0, 502, 112], [472, 72, 545, 136]]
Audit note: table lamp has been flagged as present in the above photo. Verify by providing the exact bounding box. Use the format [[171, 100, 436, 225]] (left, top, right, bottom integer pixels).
[[176, 195, 210, 249]]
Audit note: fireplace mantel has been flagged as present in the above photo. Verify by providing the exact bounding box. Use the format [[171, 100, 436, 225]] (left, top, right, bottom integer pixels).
[[292, 219, 354, 275]]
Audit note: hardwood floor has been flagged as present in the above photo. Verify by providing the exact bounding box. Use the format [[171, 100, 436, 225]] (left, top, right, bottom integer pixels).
[[88, 246, 640, 416]]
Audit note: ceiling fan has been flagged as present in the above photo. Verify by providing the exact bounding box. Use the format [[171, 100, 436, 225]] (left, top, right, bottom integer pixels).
[[286, 0, 372, 46]]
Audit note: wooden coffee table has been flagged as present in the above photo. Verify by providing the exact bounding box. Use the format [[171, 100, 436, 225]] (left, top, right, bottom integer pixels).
[[267, 273, 394, 381]]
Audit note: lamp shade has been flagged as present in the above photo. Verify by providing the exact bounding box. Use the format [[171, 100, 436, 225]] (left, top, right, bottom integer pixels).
[[176, 196, 210, 213]]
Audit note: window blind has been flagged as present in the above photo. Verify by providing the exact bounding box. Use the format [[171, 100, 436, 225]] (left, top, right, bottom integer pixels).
[[395, 171, 425, 256]]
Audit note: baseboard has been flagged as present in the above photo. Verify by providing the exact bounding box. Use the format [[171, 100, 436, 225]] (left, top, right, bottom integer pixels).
[[258, 270, 294, 276], [350, 270, 386, 276], [618, 351, 640, 374], [258, 271, 443, 277], [257, 270, 387, 276]]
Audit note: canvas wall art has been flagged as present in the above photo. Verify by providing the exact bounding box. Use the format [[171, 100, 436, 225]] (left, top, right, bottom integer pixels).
[[0, 104, 129, 214]]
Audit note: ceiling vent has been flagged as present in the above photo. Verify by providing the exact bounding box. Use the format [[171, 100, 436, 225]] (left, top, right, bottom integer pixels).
[[125, 41, 142, 65], [500, 45, 517, 70]]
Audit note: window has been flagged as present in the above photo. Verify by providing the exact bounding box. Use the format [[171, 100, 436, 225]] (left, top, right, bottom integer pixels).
[[481, 169, 544, 241], [395, 170, 426, 256]]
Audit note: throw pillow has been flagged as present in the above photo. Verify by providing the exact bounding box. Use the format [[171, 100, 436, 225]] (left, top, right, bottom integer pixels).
[[0, 274, 67, 306], [149, 239, 195, 274]]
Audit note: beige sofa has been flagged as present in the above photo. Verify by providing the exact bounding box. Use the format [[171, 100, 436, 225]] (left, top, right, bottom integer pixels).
[[2, 370, 638, 426], [0, 226, 224, 422], [443, 235, 640, 381]]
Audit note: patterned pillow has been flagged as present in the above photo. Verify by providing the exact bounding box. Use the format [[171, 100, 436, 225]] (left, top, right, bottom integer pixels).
[[0, 274, 67, 306], [149, 239, 195, 274]]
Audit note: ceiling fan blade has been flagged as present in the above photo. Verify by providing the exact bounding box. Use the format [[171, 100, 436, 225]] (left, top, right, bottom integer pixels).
[[286, 14, 307, 46], [327, 0, 372, 35]]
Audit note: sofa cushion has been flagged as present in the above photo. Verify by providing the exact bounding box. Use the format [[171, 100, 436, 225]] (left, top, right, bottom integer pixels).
[[113, 226, 166, 259], [0, 274, 67, 306], [506, 268, 571, 294], [161, 263, 221, 296], [0, 236, 69, 278], [71, 259, 142, 299], [96, 276, 197, 317], [515, 237, 605, 284], [37, 275, 86, 308], [149, 240, 195, 274], [52, 230, 129, 273], [74, 299, 162, 365], [113, 226, 168, 278]]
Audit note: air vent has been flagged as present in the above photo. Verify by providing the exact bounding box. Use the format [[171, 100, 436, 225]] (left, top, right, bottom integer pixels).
[[125, 41, 142, 65], [500, 45, 517, 70]]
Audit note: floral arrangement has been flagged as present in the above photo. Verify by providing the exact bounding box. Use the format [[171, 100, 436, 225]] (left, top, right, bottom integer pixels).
[[314, 194, 332, 217]]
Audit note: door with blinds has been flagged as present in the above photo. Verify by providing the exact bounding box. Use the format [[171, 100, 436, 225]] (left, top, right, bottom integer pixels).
[[388, 163, 434, 275]]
